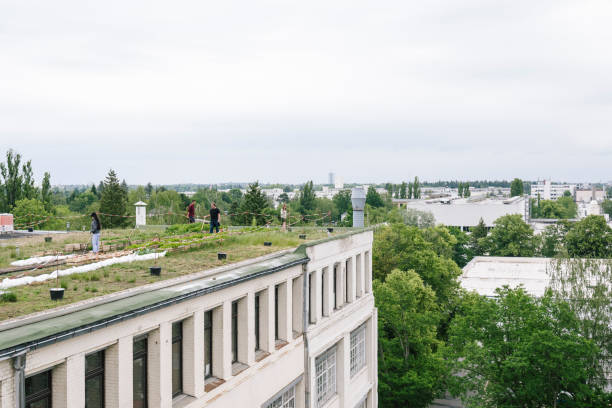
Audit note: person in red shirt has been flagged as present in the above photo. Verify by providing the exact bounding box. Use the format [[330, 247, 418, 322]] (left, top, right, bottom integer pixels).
[[187, 200, 196, 223]]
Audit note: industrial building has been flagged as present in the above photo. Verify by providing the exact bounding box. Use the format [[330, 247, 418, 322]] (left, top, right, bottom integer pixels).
[[530, 180, 576, 201], [0, 230, 377, 408]]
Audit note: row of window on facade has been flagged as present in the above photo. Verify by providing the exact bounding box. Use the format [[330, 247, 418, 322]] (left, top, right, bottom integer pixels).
[[23, 251, 371, 408], [24, 320, 367, 408]]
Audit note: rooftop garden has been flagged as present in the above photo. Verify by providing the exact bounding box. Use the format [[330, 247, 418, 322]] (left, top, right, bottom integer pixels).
[[0, 227, 334, 321]]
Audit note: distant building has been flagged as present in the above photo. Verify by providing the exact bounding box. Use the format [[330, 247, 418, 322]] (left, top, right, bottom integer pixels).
[[575, 187, 606, 203], [329, 172, 335, 186], [530, 180, 576, 201], [394, 197, 528, 231]]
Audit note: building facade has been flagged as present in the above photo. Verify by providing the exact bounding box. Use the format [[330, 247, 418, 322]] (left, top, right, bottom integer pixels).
[[530, 180, 576, 201], [0, 230, 377, 408]]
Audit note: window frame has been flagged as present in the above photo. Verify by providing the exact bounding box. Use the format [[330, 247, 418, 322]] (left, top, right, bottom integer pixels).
[[315, 345, 337, 407], [350, 323, 367, 377], [85, 349, 105, 408], [255, 293, 261, 351], [25, 369, 52, 408], [231, 300, 239, 363], [171, 321, 183, 397], [132, 335, 148, 408], [204, 310, 213, 379]]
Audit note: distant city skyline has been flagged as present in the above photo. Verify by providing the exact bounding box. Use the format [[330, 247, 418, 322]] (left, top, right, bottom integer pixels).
[[1, 1, 611, 184]]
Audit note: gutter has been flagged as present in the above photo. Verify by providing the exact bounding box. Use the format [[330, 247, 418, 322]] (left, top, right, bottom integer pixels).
[[0, 257, 308, 361]]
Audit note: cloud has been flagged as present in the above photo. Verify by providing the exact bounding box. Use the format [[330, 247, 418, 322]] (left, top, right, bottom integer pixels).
[[0, 0, 611, 184]]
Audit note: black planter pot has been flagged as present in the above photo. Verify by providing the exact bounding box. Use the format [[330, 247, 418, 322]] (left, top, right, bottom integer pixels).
[[45, 237, 52, 243], [150, 266, 161, 276], [50, 288, 64, 300], [263, 242, 272, 246], [299, 234, 307, 239], [327, 228, 334, 233], [218, 252, 227, 260], [27, 228, 33, 232]]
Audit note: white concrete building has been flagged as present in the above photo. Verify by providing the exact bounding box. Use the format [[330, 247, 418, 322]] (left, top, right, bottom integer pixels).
[[395, 197, 528, 231], [575, 188, 606, 203], [0, 231, 377, 408], [530, 180, 576, 201]]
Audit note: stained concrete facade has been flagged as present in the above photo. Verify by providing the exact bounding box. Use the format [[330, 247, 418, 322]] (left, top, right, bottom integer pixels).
[[0, 230, 377, 408]]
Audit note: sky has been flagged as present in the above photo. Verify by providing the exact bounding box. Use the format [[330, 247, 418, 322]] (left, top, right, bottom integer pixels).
[[1, 0, 611, 185]]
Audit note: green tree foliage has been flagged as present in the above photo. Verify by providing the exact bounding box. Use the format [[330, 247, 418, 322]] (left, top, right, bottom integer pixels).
[[375, 270, 448, 408], [12, 198, 48, 230], [0, 150, 28, 211], [447, 227, 473, 267], [407, 182, 413, 199], [366, 186, 384, 208], [602, 199, 612, 217], [447, 287, 604, 408], [68, 190, 98, 213], [510, 178, 524, 197], [532, 197, 577, 219], [549, 258, 612, 391], [399, 182, 407, 199], [469, 218, 488, 256], [40, 172, 52, 212], [457, 183, 463, 197], [99, 169, 128, 228], [564, 215, 612, 258], [333, 190, 351, 219], [483, 214, 535, 256], [372, 224, 461, 306], [537, 223, 569, 257], [239, 181, 269, 225], [413, 176, 421, 199], [299, 181, 316, 212], [463, 182, 470, 198], [144, 182, 153, 197]]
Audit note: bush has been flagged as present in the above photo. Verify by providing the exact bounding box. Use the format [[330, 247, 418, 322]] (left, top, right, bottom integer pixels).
[[1, 292, 17, 302]]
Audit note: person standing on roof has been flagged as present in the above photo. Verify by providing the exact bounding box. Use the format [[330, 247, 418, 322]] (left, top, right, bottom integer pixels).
[[209, 202, 221, 233], [90, 212, 101, 254], [187, 200, 196, 223]]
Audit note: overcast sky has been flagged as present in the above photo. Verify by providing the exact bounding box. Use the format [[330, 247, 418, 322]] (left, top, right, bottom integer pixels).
[[1, 0, 611, 185]]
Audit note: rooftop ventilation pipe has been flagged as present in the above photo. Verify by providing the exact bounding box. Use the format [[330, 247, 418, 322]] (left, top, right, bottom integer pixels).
[[351, 187, 366, 228]]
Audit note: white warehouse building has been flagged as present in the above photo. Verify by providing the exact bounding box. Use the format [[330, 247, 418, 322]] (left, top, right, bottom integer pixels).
[[0, 230, 377, 408]]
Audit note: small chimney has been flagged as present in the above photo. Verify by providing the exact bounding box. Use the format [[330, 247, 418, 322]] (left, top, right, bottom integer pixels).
[[351, 187, 366, 228]]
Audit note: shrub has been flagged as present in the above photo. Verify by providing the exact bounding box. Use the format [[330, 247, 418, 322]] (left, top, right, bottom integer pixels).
[[1, 292, 17, 302]]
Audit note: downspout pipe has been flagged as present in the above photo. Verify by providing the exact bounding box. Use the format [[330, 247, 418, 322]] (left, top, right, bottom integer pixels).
[[13, 351, 27, 408], [302, 263, 310, 408]]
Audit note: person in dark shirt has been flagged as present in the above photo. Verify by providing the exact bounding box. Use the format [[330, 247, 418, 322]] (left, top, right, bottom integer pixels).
[[187, 200, 196, 223], [209, 202, 221, 233]]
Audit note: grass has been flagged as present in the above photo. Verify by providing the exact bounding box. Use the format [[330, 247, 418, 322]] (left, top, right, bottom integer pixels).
[[0, 229, 329, 320]]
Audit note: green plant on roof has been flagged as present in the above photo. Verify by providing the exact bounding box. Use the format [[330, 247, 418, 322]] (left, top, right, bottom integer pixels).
[[1, 292, 17, 302]]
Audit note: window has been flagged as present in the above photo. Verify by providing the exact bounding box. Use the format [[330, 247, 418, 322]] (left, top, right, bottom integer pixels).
[[274, 285, 280, 339], [350, 324, 366, 377], [25, 370, 52, 408], [308, 272, 314, 323], [345, 260, 349, 303], [333, 266, 337, 309], [321, 269, 325, 315], [133, 336, 147, 408], [255, 293, 261, 351], [172, 322, 183, 397], [231, 301, 238, 363], [204, 310, 213, 379], [85, 350, 105, 408], [264, 383, 296, 408], [315, 346, 336, 407]]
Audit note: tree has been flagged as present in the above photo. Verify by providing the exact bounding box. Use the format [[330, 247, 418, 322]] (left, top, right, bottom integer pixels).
[[447, 227, 473, 267], [564, 215, 612, 258], [99, 169, 128, 228], [12, 198, 48, 230], [457, 183, 463, 198], [375, 270, 448, 408], [90, 183, 97, 197], [366, 186, 384, 208], [510, 178, 524, 197], [549, 258, 612, 390], [463, 182, 470, 198], [483, 214, 535, 257], [469, 218, 488, 256], [40, 172, 52, 212], [278, 192, 289, 203], [239, 181, 269, 225], [413, 176, 421, 199], [145, 182, 153, 198], [602, 199, 612, 218], [538, 223, 569, 257], [407, 182, 413, 199], [373, 224, 461, 306], [0, 149, 23, 211], [332, 190, 351, 219], [21, 160, 36, 200], [399, 182, 407, 199], [447, 287, 604, 408], [385, 183, 393, 196], [299, 181, 316, 212]]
